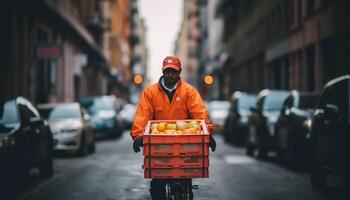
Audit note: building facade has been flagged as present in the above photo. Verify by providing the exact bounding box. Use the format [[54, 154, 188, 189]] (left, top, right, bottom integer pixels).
[[218, 0, 350, 97], [175, 0, 202, 88], [175, 0, 224, 100], [0, 0, 142, 103]]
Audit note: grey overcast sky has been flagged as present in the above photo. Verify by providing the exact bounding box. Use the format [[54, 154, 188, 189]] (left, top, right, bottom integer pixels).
[[139, 0, 183, 84]]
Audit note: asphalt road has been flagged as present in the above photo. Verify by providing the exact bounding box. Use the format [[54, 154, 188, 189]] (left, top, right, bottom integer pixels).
[[8, 131, 345, 200]]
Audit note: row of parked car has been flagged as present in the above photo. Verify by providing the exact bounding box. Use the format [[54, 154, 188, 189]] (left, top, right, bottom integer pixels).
[[223, 75, 350, 190], [0, 95, 136, 192]]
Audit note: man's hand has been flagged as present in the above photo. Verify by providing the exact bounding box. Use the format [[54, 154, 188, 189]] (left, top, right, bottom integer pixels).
[[133, 136, 143, 153], [209, 135, 216, 152]]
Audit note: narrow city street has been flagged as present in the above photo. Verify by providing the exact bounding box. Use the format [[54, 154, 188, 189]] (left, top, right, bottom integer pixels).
[[10, 131, 339, 200], [1, 1, 350, 200]]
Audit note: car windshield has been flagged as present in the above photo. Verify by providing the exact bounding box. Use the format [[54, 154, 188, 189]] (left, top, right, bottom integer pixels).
[[264, 93, 289, 111], [0, 100, 19, 124], [40, 104, 80, 120], [208, 101, 230, 111], [86, 98, 115, 114], [238, 96, 256, 111]]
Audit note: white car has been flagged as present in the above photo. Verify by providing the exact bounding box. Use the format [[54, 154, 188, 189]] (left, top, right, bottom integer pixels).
[[38, 103, 95, 156], [206, 100, 230, 132], [119, 103, 137, 129]]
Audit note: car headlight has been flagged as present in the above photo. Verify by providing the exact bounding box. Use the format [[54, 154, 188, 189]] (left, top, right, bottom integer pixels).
[[61, 127, 80, 134], [304, 119, 312, 130], [0, 136, 16, 148], [303, 119, 313, 139]]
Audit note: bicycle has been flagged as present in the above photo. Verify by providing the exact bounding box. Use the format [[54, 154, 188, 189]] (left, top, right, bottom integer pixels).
[[142, 119, 212, 200], [165, 179, 198, 200]]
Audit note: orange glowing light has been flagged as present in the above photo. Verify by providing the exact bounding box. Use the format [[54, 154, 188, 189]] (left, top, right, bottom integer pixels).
[[204, 75, 214, 85], [133, 75, 143, 85]]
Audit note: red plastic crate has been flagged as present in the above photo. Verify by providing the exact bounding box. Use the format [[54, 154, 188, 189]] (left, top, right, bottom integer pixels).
[[143, 134, 210, 144], [144, 167, 209, 179], [142, 119, 210, 157], [143, 143, 209, 157], [144, 156, 209, 168], [142, 119, 210, 179]]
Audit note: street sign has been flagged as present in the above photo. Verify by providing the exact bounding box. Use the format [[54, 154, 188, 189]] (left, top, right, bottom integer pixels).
[[35, 43, 63, 59]]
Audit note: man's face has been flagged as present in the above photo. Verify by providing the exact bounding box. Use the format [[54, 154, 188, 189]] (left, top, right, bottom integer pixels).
[[163, 68, 181, 85]]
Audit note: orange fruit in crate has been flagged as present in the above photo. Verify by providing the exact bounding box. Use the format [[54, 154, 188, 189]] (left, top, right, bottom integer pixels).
[[182, 128, 191, 134], [157, 123, 166, 132], [189, 128, 197, 134], [176, 130, 182, 134]]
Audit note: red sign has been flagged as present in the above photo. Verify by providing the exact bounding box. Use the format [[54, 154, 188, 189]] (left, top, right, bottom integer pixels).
[[35, 43, 63, 59]]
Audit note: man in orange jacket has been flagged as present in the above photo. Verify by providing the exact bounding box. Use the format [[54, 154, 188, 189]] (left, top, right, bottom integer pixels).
[[130, 55, 216, 200]]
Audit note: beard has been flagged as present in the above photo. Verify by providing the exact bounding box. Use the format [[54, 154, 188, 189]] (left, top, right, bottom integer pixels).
[[164, 77, 177, 84]]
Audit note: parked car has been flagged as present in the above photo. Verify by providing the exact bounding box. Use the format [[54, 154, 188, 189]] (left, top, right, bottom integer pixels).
[[223, 92, 256, 145], [274, 91, 319, 167], [206, 100, 230, 133], [119, 103, 137, 129], [246, 90, 290, 158], [0, 97, 53, 185], [38, 103, 95, 155], [79, 96, 124, 138], [309, 75, 350, 190]]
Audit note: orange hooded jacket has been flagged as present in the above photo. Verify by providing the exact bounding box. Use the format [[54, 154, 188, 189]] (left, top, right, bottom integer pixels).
[[130, 79, 214, 140]]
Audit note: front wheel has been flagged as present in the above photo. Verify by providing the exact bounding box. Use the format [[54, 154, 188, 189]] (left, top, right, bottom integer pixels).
[[173, 192, 182, 200], [171, 190, 193, 200], [166, 180, 193, 200]]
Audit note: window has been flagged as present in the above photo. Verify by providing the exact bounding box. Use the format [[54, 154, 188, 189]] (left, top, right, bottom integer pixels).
[[0, 100, 19, 124], [264, 93, 289, 111], [238, 95, 256, 112], [40, 104, 80, 120], [319, 79, 349, 121]]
